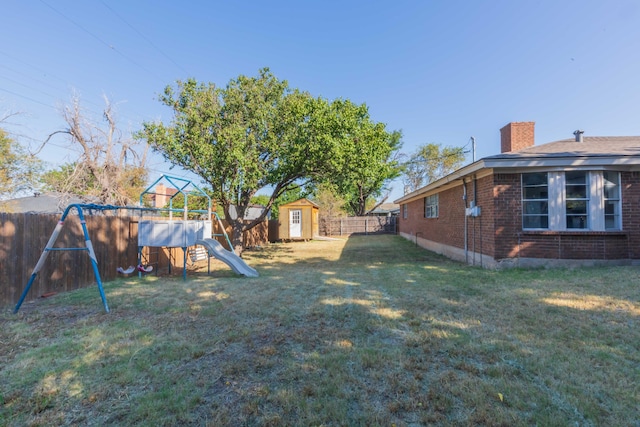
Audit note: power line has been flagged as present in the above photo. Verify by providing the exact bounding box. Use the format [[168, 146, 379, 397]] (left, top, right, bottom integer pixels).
[[0, 60, 136, 119], [0, 87, 54, 109], [1, 3, 175, 124], [0, 49, 70, 87], [39, 0, 167, 85], [99, 1, 190, 77], [0, 54, 157, 127], [0, 7, 181, 184], [0, 73, 63, 104]]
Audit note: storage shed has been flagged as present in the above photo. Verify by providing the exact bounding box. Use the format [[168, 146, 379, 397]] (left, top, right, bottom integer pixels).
[[278, 198, 319, 240]]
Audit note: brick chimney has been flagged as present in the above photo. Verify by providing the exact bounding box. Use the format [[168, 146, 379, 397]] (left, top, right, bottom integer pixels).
[[500, 121, 535, 153], [154, 183, 168, 208]]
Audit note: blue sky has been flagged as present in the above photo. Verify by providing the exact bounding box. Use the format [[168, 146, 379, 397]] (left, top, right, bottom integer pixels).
[[2, 0, 639, 201]]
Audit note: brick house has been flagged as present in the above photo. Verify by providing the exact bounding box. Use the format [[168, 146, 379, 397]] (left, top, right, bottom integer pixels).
[[395, 122, 640, 268], [151, 183, 179, 208]]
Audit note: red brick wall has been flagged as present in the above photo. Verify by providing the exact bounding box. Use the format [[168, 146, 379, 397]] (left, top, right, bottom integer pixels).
[[468, 175, 496, 258], [399, 184, 466, 250], [400, 171, 640, 265], [493, 173, 523, 258], [515, 232, 628, 259], [492, 172, 633, 261], [398, 176, 496, 257], [622, 171, 640, 258]]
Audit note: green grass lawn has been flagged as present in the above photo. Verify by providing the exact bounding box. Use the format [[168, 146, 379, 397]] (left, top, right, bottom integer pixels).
[[1, 235, 639, 426]]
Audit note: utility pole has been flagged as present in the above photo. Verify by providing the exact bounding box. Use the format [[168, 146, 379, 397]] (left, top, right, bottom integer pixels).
[[471, 136, 476, 162]]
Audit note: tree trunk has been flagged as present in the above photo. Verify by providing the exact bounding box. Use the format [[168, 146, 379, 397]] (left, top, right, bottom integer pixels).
[[230, 219, 245, 254]]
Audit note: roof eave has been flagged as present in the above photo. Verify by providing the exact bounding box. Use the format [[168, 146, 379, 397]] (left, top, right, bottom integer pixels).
[[394, 160, 486, 204], [484, 154, 640, 170], [395, 154, 640, 204]]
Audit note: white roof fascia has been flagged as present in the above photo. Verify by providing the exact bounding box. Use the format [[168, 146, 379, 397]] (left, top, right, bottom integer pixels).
[[395, 160, 486, 204], [395, 155, 640, 204], [484, 155, 640, 170]]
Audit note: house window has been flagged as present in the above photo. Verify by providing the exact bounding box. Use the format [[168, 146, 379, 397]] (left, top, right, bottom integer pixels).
[[565, 171, 588, 229], [522, 170, 621, 231], [402, 204, 407, 219], [425, 194, 438, 218], [522, 172, 549, 229], [603, 171, 620, 230]]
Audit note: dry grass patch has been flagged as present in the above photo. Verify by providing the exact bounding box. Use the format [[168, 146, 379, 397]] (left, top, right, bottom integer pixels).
[[1, 235, 639, 426]]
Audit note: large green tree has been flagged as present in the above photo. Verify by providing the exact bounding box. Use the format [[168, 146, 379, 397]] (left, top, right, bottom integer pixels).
[[138, 68, 403, 249], [316, 100, 403, 216], [402, 143, 466, 194], [138, 69, 328, 250], [0, 128, 42, 200]]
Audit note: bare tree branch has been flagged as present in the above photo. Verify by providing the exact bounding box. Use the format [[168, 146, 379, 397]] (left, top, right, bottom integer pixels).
[[41, 94, 149, 205]]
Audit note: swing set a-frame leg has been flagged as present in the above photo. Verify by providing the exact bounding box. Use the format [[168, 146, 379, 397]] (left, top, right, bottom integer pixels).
[[14, 204, 110, 314]]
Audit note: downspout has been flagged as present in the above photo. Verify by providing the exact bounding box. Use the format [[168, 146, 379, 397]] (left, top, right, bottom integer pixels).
[[472, 176, 476, 266], [463, 178, 468, 264], [473, 174, 483, 268], [479, 200, 483, 268]]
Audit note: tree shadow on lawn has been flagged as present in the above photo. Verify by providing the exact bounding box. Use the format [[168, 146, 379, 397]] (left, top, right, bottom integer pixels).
[[239, 234, 640, 425], [2, 234, 639, 425], [181, 234, 640, 425]]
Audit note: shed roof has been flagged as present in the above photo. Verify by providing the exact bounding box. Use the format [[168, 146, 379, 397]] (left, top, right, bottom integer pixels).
[[279, 198, 320, 209]]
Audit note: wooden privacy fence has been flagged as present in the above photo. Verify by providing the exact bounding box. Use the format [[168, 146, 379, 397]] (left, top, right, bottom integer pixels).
[[319, 216, 398, 236], [1, 213, 137, 309], [0, 212, 268, 308]]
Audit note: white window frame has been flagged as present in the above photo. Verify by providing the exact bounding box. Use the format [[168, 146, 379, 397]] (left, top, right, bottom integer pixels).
[[603, 171, 621, 230], [522, 172, 549, 229], [291, 210, 301, 224], [565, 171, 590, 229], [522, 170, 622, 231], [425, 194, 438, 218], [402, 203, 407, 219]]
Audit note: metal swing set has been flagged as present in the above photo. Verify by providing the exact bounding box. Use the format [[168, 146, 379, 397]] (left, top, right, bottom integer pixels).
[[13, 175, 239, 314]]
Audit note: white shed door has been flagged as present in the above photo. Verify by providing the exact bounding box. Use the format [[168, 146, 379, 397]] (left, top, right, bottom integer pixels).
[[289, 209, 302, 238]]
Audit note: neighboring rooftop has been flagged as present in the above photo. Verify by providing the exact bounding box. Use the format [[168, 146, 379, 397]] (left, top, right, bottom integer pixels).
[[228, 204, 270, 221], [0, 192, 87, 213], [368, 203, 400, 216]]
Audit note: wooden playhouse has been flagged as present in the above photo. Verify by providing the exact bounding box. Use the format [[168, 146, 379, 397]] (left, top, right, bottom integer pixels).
[[278, 198, 319, 240]]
